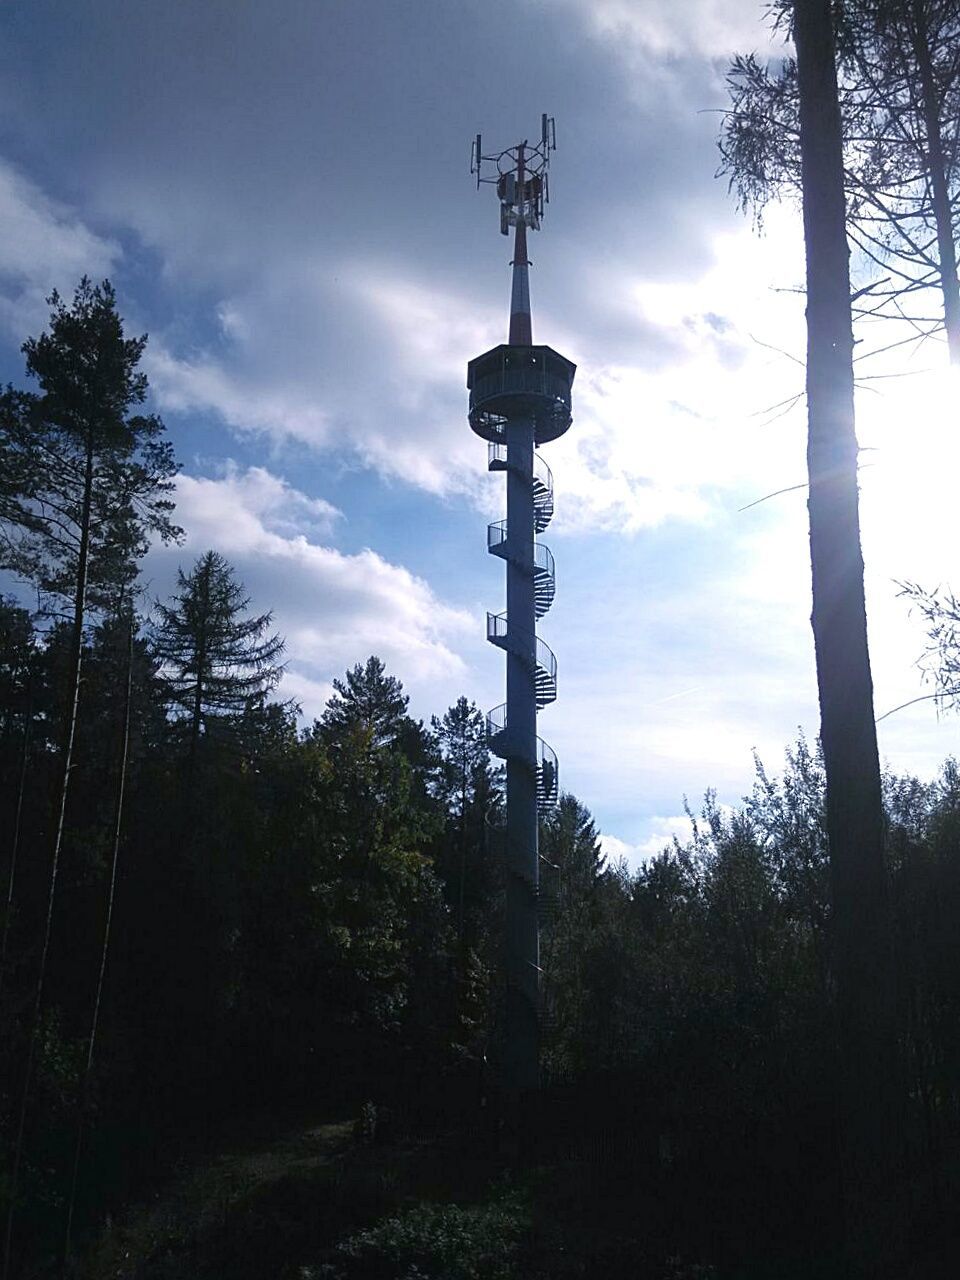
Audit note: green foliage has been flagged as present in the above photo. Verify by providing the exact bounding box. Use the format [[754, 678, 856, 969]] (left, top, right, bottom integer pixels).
[[0, 278, 180, 616], [152, 549, 285, 751], [321, 656, 422, 755], [333, 1191, 527, 1280]]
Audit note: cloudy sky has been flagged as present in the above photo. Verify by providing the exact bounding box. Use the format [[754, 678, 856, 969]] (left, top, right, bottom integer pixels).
[[1, 0, 957, 865]]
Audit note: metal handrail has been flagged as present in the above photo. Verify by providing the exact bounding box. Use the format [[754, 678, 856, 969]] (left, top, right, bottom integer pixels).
[[534, 452, 553, 498], [487, 519, 507, 551], [486, 522, 555, 581], [485, 702, 559, 796], [470, 365, 572, 409], [534, 541, 555, 579], [539, 739, 558, 795], [486, 441, 554, 499], [486, 612, 557, 684], [486, 702, 508, 737]]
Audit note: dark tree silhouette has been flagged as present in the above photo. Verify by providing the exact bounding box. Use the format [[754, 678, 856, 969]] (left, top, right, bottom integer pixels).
[[720, 0, 960, 362], [900, 579, 960, 709], [431, 696, 498, 945], [0, 280, 179, 1279], [794, 0, 900, 1264], [153, 550, 285, 761]]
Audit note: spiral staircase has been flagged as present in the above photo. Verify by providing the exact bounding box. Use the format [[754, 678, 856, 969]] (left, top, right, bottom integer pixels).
[[484, 440, 559, 813]]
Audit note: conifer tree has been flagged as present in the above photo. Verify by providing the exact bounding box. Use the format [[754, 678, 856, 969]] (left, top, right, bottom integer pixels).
[[0, 278, 179, 1279], [321, 655, 417, 751], [431, 697, 498, 942], [153, 550, 285, 759]]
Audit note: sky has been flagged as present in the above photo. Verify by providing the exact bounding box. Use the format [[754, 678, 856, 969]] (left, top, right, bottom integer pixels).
[[0, 0, 958, 867]]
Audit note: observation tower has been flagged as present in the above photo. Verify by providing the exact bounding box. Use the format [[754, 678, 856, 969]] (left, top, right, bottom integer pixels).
[[468, 117, 575, 1096]]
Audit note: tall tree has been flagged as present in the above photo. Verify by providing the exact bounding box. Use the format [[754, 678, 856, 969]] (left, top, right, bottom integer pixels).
[[720, 0, 960, 362], [0, 281, 179, 1279], [539, 795, 607, 1077], [0, 599, 35, 1007], [152, 550, 285, 761], [321, 655, 421, 754], [63, 603, 136, 1267], [793, 0, 899, 1263], [431, 697, 499, 945]]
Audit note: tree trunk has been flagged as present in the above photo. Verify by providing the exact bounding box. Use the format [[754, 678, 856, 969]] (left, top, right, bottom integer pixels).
[[2, 434, 95, 1280], [0, 684, 32, 1008], [190, 569, 209, 770], [794, 0, 901, 1267], [63, 608, 134, 1269], [909, 0, 960, 364]]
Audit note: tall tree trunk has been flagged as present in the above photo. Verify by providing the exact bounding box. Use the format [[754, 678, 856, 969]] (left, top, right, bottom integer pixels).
[[0, 683, 32, 1008], [794, 0, 901, 1267], [63, 608, 134, 1271], [909, 0, 960, 363], [3, 436, 95, 1280], [189, 568, 209, 772]]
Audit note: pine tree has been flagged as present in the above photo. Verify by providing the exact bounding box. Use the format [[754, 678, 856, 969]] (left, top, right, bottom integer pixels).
[[539, 795, 607, 1075], [321, 655, 416, 751], [152, 550, 285, 760], [0, 278, 179, 1279], [431, 697, 499, 943]]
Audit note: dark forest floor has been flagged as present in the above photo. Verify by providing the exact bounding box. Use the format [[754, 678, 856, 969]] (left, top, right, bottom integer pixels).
[[81, 1112, 527, 1280], [83, 1116, 357, 1278], [74, 1106, 920, 1280]]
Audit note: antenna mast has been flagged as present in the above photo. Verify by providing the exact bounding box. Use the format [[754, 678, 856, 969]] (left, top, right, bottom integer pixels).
[[466, 117, 574, 1119], [471, 114, 555, 345]]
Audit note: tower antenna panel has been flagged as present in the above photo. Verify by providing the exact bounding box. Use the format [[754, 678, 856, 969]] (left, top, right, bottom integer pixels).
[[472, 115, 556, 232]]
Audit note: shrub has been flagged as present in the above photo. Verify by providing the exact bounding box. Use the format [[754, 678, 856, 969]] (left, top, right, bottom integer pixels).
[[333, 1191, 527, 1280]]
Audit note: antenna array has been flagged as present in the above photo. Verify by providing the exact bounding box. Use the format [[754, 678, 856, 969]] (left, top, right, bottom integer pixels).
[[471, 115, 556, 234]]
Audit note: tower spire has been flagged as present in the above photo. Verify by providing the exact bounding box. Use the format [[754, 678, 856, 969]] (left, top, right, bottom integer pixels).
[[509, 143, 532, 345]]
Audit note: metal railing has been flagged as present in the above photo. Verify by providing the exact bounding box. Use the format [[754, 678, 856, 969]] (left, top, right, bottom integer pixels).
[[486, 522, 555, 582], [538, 739, 559, 808], [485, 702, 560, 810], [486, 441, 554, 500], [487, 519, 508, 552], [485, 612, 557, 686], [470, 363, 572, 411], [486, 701, 508, 738], [534, 540, 555, 582]]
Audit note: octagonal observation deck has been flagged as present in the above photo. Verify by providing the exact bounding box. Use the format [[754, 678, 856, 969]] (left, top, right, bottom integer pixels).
[[467, 344, 575, 445]]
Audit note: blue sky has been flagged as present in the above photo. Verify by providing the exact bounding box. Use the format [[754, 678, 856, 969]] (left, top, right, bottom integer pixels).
[[1, 0, 958, 864]]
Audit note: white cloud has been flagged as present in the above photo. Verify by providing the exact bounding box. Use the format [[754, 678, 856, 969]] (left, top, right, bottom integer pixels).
[[278, 670, 335, 719], [171, 461, 342, 540], [146, 343, 332, 450], [546, 210, 809, 534], [143, 213, 811, 537], [554, 0, 786, 61], [0, 159, 119, 335], [157, 463, 474, 721], [600, 814, 696, 870]]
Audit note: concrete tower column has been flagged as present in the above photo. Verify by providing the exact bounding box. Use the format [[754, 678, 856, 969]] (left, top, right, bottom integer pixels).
[[504, 413, 539, 1094]]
